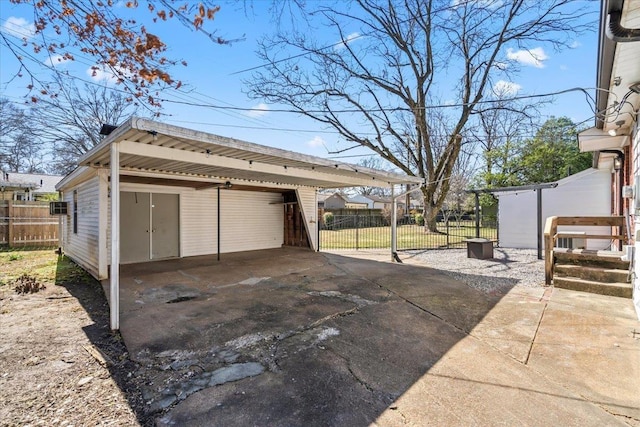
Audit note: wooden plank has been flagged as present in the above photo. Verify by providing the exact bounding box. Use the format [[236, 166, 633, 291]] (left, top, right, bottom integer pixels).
[[555, 216, 624, 227], [8, 200, 13, 248], [544, 216, 557, 286], [555, 233, 626, 240]]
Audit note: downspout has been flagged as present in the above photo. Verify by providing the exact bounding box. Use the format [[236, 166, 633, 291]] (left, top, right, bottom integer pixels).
[[607, 9, 640, 42]]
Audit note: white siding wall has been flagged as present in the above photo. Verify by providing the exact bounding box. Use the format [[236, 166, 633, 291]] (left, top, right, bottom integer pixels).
[[62, 174, 101, 277], [219, 190, 283, 253], [498, 169, 612, 249], [632, 122, 640, 319], [106, 184, 284, 260], [296, 188, 318, 251], [181, 188, 217, 257]]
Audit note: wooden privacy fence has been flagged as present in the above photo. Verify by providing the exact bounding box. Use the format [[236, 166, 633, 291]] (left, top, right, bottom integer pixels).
[[0, 201, 59, 248]]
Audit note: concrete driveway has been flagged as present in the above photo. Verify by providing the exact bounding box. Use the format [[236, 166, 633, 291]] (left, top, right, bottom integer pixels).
[[111, 248, 640, 426]]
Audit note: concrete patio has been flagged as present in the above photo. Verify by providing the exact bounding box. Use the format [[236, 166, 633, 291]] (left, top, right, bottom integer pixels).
[[106, 248, 639, 426]]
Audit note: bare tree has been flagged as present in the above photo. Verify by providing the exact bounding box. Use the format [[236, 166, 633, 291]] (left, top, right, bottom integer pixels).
[[0, 98, 44, 172], [443, 142, 478, 225], [248, 0, 590, 231], [28, 76, 140, 174], [355, 156, 392, 196], [470, 90, 541, 189]]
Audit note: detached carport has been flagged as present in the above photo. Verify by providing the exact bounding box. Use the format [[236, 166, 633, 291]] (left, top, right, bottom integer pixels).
[[55, 117, 421, 330]]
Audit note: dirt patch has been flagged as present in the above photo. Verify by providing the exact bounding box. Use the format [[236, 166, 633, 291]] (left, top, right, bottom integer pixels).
[[0, 250, 150, 426]]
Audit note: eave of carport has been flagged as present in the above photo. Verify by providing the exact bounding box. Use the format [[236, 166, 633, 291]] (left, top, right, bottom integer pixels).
[[70, 117, 421, 330], [76, 116, 420, 189]]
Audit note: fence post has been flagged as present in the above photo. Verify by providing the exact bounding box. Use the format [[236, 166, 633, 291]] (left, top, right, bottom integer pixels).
[[475, 192, 480, 238], [7, 200, 13, 248], [446, 218, 450, 248], [355, 211, 359, 250]]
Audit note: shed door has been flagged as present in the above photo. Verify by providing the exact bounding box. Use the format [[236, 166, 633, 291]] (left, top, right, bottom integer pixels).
[[120, 192, 180, 263], [120, 192, 151, 263], [151, 193, 179, 259]]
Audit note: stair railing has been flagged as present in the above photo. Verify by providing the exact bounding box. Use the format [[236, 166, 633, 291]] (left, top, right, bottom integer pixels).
[[544, 216, 627, 286]]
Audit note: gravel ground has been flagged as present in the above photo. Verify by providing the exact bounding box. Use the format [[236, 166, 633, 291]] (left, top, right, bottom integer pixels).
[[406, 248, 545, 295]]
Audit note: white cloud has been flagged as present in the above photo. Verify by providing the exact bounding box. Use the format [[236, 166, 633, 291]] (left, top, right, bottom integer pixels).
[[334, 32, 361, 51], [506, 47, 548, 68], [306, 136, 326, 149], [2, 16, 35, 39], [246, 103, 269, 117], [44, 54, 71, 67], [493, 61, 509, 71], [559, 64, 568, 71], [492, 80, 521, 96], [86, 65, 130, 84], [569, 40, 581, 49]]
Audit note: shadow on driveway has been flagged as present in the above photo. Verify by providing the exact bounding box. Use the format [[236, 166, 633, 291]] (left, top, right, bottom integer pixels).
[[57, 248, 637, 426]]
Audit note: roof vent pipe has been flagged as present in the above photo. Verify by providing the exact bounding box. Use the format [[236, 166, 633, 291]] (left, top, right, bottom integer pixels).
[[607, 10, 640, 42]]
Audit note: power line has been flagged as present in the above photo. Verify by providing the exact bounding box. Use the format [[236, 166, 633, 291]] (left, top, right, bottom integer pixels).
[[158, 87, 602, 114]]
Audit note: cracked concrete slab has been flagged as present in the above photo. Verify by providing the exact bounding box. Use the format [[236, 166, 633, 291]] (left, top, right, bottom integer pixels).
[[109, 248, 640, 425]]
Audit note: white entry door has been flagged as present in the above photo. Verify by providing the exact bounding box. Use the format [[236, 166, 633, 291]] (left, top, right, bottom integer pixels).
[[120, 192, 180, 263]]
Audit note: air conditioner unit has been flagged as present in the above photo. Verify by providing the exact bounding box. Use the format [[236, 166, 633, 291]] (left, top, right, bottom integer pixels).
[[556, 232, 586, 250]]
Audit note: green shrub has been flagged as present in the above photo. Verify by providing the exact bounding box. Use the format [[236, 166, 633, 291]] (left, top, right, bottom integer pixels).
[[323, 212, 334, 228], [414, 213, 424, 226], [8, 253, 23, 261]]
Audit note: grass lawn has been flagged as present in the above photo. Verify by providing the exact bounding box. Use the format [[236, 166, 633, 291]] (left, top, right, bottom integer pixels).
[[0, 249, 91, 289], [320, 223, 497, 249]]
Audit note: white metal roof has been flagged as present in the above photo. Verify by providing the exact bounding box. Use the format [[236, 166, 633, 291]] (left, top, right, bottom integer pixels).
[[59, 117, 421, 190]]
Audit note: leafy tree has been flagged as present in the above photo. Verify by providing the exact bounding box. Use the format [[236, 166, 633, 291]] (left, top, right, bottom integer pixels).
[[248, 0, 590, 231], [515, 116, 591, 184], [2, 1, 228, 107]]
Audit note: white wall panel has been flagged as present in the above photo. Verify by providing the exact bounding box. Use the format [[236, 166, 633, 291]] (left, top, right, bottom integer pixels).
[[296, 187, 318, 250], [181, 188, 217, 257], [498, 168, 612, 249], [219, 190, 283, 253]]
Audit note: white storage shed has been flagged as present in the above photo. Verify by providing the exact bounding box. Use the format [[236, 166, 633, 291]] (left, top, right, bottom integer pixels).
[[55, 117, 421, 329], [496, 168, 613, 250]]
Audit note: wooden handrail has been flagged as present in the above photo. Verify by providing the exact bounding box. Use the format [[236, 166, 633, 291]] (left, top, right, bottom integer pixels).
[[544, 216, 558, 286], [543, 216, 626, 286]]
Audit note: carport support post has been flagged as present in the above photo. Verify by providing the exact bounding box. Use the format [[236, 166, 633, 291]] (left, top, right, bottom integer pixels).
[[391, 184, 397, 261], [537, 188, 543, 260], [110, 142, 120, 330]]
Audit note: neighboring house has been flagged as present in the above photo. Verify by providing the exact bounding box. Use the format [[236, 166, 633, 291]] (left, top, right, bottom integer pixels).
[[0, 171, 63, 201], [497, 168, 612, 250], [54, 117, 421, 329], [576, 0, 639, 318], [349, 194, 406, 210], [317, 193, 330, 209], [324, 193, 350, 209]]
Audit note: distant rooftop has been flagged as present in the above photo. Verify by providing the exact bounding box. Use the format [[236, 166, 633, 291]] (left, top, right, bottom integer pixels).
[[1, 171, 63, 193]]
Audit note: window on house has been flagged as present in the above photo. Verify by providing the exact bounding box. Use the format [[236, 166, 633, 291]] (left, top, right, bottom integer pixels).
[[73, 190, 78, 234]]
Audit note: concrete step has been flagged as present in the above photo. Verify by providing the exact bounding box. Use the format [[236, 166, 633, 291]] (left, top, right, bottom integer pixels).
[[553, 249, 629, 270], [554, 264, 629, 283], [554, 276, 632, 298]]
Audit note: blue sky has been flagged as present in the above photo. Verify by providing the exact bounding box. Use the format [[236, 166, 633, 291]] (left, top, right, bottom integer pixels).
[[0, 0, 601, 164]]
